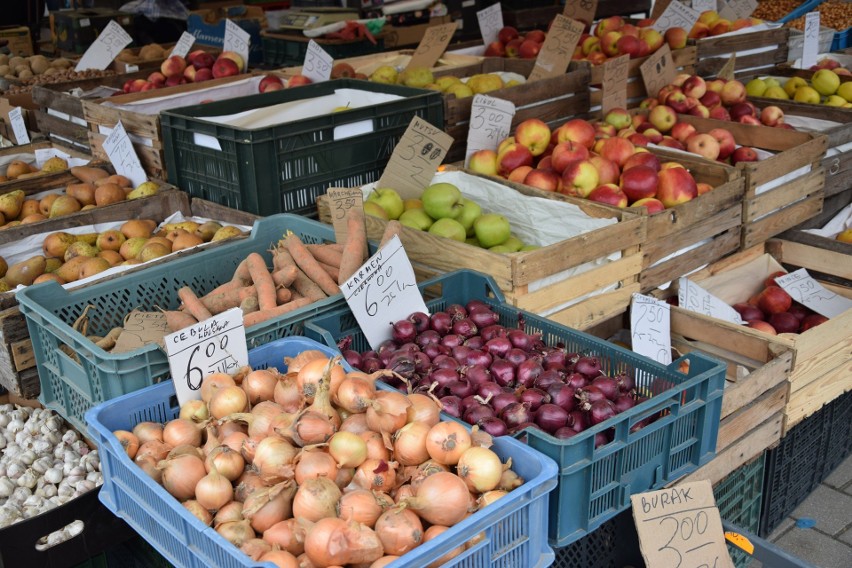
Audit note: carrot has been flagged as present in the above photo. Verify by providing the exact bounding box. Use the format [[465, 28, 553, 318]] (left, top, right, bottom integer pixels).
[[232, 259, 251, 284], [289, 289, 304, 301], [243, 298, 312, 327], [178, 287, 213, 322], [322, 243, 344, 253], [271, 265, 298, 288], [201, 286, 257, 315], [317, 261, 339, 283], [240, 296, 259, 315], [338, 209, 367, 284], [292, 269, 327, 302], [272, 246, 294, 272], [285, 233, 341, 296], [305, 244, 342, 268], [201, 259, 251, 299], [162, 310, 198, 332], [276, 287, 292, 304], [245, 253, 277, 311], [200, 279, 243, 300]]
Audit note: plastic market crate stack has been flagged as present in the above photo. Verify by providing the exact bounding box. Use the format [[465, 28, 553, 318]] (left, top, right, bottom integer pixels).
[[160, 79, 443, 216], [305, 270, 726, 547], [85, 337, 558, 568], [15, 214, 363, 435]]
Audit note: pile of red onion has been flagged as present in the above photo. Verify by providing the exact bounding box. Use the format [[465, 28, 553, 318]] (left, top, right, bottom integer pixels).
[[340, 301, 660, 447]]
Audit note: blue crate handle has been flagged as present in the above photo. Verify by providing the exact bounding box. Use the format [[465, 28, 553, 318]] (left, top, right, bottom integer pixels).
[[778, 0, 825, 23]]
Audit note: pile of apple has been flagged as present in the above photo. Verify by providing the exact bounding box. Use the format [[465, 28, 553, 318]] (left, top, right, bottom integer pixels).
[[483, 26, 546, 59], [726, 272, 827, 335], [688, 10, 762, 39], [751, 69, 852, 107], [119, 50, 247, 94], [807, 57, 852, 76], [467, 114, 705, 213], [574, 16, 686, 64]]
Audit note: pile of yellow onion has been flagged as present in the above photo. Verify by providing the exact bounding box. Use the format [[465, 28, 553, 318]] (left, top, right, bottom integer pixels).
[[111, 351, 524, 568]]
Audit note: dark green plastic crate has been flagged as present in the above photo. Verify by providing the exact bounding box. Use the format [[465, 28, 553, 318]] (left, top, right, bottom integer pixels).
[[261, 33, 385, 67], [715, 453, 766, 567], [305, 270, 726, 547], [160, 79, 443, 216]]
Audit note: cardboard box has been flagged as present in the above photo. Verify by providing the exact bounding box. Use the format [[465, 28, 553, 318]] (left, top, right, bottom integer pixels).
[[52, 8, 135, 54], [188, 6, 266, 64], [0, 26, 33, 57]]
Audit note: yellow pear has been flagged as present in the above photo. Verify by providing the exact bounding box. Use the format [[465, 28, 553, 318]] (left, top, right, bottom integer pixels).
[[0, 190, 25, 220], [41, 156, 68, 173], [211, 226, 244, 242], [64, 241, 98, 262], [5, 255, 46, 287], [126, 181, 160, 200], [194, 221, 222, 241], [75, 233, 99, 246]]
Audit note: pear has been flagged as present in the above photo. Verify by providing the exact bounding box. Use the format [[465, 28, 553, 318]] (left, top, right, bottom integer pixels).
[[49, 195, 82, 218], [120, 219, 156, 239], [119, 237, 149, 260], [0, 256, 6, 278], [127, 181, 160, 200], [78, 257, 111, 280], [138, 242, 171, 262], [0, 279, 9, 293], [194, 221, 221, 241], [0, 190, 25, 220], [41, 156, 68, 173], [39, 194, 59, 217], [43, 232, 77, 258], [5, 255, 46, 287], [64, 241, 98, 262], [211, 226, 244, 242], [54, 257, 88, 283], [162, 220, 199, 234], [75, 233, 99, 246], [44, 257, 62, 273]]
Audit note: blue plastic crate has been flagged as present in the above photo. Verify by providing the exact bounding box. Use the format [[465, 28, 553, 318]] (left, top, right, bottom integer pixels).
[[86, 337, 558, 568], [305, 270, 726, 548], [15, 214, 365, 436], [832, 27, 851, 50]]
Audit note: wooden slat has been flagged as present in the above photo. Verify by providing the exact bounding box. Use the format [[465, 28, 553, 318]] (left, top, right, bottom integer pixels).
[[784, 361, 852, 434], [34, 110, 91, 148], [770, 237, 852, 282], [546, 285, 638, 331], [788, 335, 852, 391], [744, 169, 825, 222], [719, 355, 791, 419], [716, 383, 788, 452], [747, 96, 852, 148], [742, 193, 824, 250], [695, 28, 790, 58]]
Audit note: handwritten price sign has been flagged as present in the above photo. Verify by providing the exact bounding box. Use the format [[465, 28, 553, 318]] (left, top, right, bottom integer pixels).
[[652, 1, 701, 33], [303, 40, 333, 83], [171, 31, 196, 59], [465, 94, 516, 166], [563, 0, 598, 26], [631, 294, 672, 365], [341, 235, 429, 350], [224, 19, 250, 71], [529, 15, 584, 81], [692, 0, 716, 12], [775, 268, 852, 318], [327, 187, 364, 244], [727, 0, 758, 19], [678, 277, 744, 325], [601, 54, 629, 114], [76, 20, 133, 72], [477, 3, 504, 46], [802, 12, 820, 69], [377, 116, 454, 199], [165, 308, 249, 406], [102, 120, 147, 187], [406, 22, 459, 71], [8, 107, 29, 145], [640, 44, 676, 102]]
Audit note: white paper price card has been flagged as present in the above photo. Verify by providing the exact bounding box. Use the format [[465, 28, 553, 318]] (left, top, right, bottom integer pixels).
[[775, 268, 852, 318], [652, 1, 701, 33], [630, 294, 672, 365], [102, 120, 147, 188], [465, 94, 516, 166], [802, 12, 820, 70], [727, 0, 758, 18], [75, 20, 133, 72], [717, 0, 739, 21], [303, 40, 333, 83], [224, 19, 251, 71], [678, 277, 744, 324], [171, 31, 196, 59], [165, 307, 249, 406], [692, 0, 716, 12], [477, 3, 504, 46], [340, 235, 429, 350], [8, 107, 29, 145]]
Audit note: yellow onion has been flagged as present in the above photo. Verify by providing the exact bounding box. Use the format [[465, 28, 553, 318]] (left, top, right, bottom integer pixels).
[[424, 525, 464, 568], [292, 477, 341, 523], [366, 391, 411, 433], [303, 518, 383, 567], [406, 393, 441, 426], [328, 431, 367, 469], [209, 386, 249, 419], [353, 459, 398, 493], [392, 422, 430, 466], [183, 499, 213, 526], [216, 519, 255, 547], [374, 507, 423, 556], [405, 472, 470, 526], [253, 437, 298, 478], [163, 418, 203, 448], [242, 369, 278, 405], [214, 501, 244, 528], [132, 421, 164, 444], [425, 421, 471, 465], [179, 400, 209, 423], [158, 453, 206, 501], [457, 446, 503, 493], [195, 465, 233, 512], [259, 549, 299, 568], [263, 518, 308, 556], [200, 372, 236, 403], [243, 480, 297, 533], [336, 490, 386, 528], [295, 450, 338, 485]]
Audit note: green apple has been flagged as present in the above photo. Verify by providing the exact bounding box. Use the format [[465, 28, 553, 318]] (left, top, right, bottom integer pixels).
[[363, 201, 389, 220], [501, 235, 524, 252], [474, 213, 511, 248], [519, 244, 540, 251], [367, 188, 404, 220], [456, 198, 482, 236], [489, 244, 516, 253], [422, 183, 464, 220], [466, 236, 481, 247], [428, 218, 466, 242], [399, 208, 434, 231]]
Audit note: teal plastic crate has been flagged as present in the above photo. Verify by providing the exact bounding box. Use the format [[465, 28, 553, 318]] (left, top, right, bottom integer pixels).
[[305, 270, 726, 547], [15, 214, 363, 435], [160, 79, 443, 216], [832, 27, 851, 50], [86, 337, 558, 568], [715, 453, 766, 568], [261, 31, 385, 67]]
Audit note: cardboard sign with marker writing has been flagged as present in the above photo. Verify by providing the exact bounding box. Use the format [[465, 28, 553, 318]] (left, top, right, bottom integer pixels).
[[717, 53, 737, 80], [376, 116, 453, 199], [406, 22, 459, 71], [477, 3, 504, 46], [651, 0, 674, 20], [652, 1, 701, 33], [727, 0, 758, 18], [75, 20, 133, 72], [327, 187, 364, 245], [631, 480, 736, 568], [112, 311, 169, 354], [529, 15, 584, 82], [640, 44, 676, 101], [601, 54, 629, 114], [465, 94, 516, 166], [563, 0, 598, 26]]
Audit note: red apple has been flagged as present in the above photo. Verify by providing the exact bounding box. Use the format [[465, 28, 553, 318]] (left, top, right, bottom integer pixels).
[[670, 122, 697, 144], [147, 71, 166, 86], [507, 165, 534, 183], [128, 79, 149, 93], [708, 128, 736, 160], [729, 102, 757, 121], [287, 75, 312, 87], [682, 76, 707, 99], [709, 106, 732, 121], [758, 286, 793, 315], [800, 313, 828, 332], [720, 80, 747, 105], [658, 136, 686, 150], [183, 65, 196, 82], [468, 149, 498, 176], [515, 119, 551, 156], [700, 91, 722, 110], [498, 26, 519, 44], [586, 156, 619, 186], [560, 160, 601, 197], [620, 165, 659, 201], [555, 119, 596, 148], [160, 55, 187, 79], [686, 133, 721, 160], [760, 106, 785, 127], [212, 57, 240, 79], [519, 39, 542, 59], [656, 167, 698, 207], [665, 27, 688, 49], [259, 74, 285, 93], [505, 38, 524, 58], [551, 141, 590, 173], [764, 271, 788, 288], [524, 168, 561, 192], [497, 144, 534, 176], [484, 41, 506, 57], [617, 35, 642, 58], [697, 182, 713, 195], [623, 152, 661, 172], [588, 184, 629, 207], [688, 104, 710, 118], [192, 51, 215, 71], [733, 303, 764, 321], [748, 320, 777, 335], [195, 68, 213, 82], [599, 137, 635, 168], [639, 27, 664, 52], [186, 49, 207, 66], [648, 105, 677, 133], [526, 30, 546, 43], [330, 62, 356, 79], [630, 197, 666, 214], [769, 312, 800, 334], [628, 133, 651, 147], [604, 108, 632, 130], [731, 146, 759, 165], [537, 155, 554, 170]]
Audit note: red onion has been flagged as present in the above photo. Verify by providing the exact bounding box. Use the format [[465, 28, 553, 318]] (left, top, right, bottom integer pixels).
[[507, 329, 535, 352], [446, 304, 467, 320], [387, 353, 415, 376], [484, 337, 512, 358], [588, 400, 616, 425], [432, 355, 460, 371], [470, 309, 499, 328], [460, 395, 484, 414], [397, 342, 420, 353], [575, 356, 602, 378], [440, 396, 462, 418], [594, 431, 610, 448], [489, 359, 515, 387], [408, 312, 430, 333], [465, 300, 489, 313], [534, 370, 563, 391], [462, 365, 490, 386], [378, 340, 398, 354], [477, 382, 503, 400], [480, 325, 507, 342], [464, 404, 494, 424], [591, 376, 619, 401], [614, 372, 635, 393], [535, 404, 569, 434], [477, 417, 508, 437], [576, 385, 606, 405], [452, 318, 478, 339], [509, 422, 538, 435], [411, 352, 431, 374], [491, 392, 518, 414], [429, 312, 452, 335], [361, 358, 382, 374], [447, 380, 475, 399], [429, 368, 460, 390], [342, 350, 362, 369], [554, 427, 579, 439], [363, 350, 378, 359], [613, 395, 637, 414], [565, 373, 587, 390], [505, 348, 527, 368], [516, 360, 544, 388], [547, 384, 576, 413], [378, 350, 395, 367], [440, 334, 463, 348], [500, 402, 532, 429], [415, 330, 441, 348], [465, 350, 493, 368], [422, 343, 448, 360], [451, 345, 472, 362], [568, 410, 588, 432], [542, 348, 568, 368], [518, 388, 550, 411], [464, 336, 485, 350], [630, 417, 651, 434]]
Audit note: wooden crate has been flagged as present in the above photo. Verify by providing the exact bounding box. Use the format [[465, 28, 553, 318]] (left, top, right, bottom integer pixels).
[[317, 172, 646, 331], [693, 27, 791, 79], [662, 240, 852, 436], [673, 115, 828, 249], [0, 141, 91, 196], [81, 74, 259, 179], [277, 49, 484, 79], [0, 191, 260, 398], [587, 305, 792, 486]]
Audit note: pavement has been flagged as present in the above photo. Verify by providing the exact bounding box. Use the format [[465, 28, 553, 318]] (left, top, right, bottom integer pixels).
[[752, 452, 852, 568]]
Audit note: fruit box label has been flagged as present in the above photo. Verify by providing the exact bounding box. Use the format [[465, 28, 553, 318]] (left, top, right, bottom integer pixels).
[[8, 106, 29, 145], [802, 12, 820, 70], [529, 15, 584, 82], [75, 19, 133, 72], [775, 268, 852, 318], [640, 44, 677, 102]]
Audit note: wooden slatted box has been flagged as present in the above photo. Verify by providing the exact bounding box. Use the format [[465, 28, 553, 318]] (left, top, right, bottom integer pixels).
[[693, 27, 791, 79]]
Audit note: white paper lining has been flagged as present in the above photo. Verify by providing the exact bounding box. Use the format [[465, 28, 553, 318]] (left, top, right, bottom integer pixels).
[[803, 202, 852, 238]]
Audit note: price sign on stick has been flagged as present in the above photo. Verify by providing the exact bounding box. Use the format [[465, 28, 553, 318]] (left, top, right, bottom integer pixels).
[[477, 3, 504, 46], [717, 1, 739, 22], [727, 0, 758, 18], [171, 31, 196, 59], [224, 20, 251, 71], [563, 0, 598, 27], [406, 22, 459, 71], [601, 54, 629, 114], [692, 0, 716, 12], [640, 44, 676, 102], [802, 12, 820, 70], [377, 116, 453, 199], [630, 294, 672, 365], [529, 15, 584, 82], [341, 235, 429, 350], [327, 187, 364, 244], [775, 268, 852, 318], [75, 20, 133, 72], [165, 308, 249, 406], [678, 277, 744, 324], [102, 120, 147, 187], [652, 1, 701, 33], [465, 94, 516, 166], [631, 480, 736, 568], [8, 107, 29, 145], [303, 40, 333, 83]]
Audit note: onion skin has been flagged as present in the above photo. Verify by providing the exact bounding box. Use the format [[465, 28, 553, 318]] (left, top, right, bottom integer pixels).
[[375, 507, 423, 556], [292, 477, 341, 523], [159, 453, 206, 501], [457, 447, 502, 493], [263, 518, 307, 556], [337, 489, 385, 528], [425, 422, 472, 466], [393, 422, 430, 466], [304, 517, 384, 567]]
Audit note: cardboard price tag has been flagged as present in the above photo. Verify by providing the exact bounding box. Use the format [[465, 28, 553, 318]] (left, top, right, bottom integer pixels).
[[775, 268, 852, 318], [563, 0, 598, 26], [651, 0, 674, 20], [341, 235, 429, 350], [327, 187, 364, 244], [224, 19, 251, 71], [75, 20, 133, 72], [477, 3, 504, 46], [630, 293, 672, 365], [631, 481, 736, 568], [717, 52, 736, 80], [165, 307, 249, 406], [171, 31, 196, 59], [529, 15, 584, 82], [8, 107, 29, 145], [652, 1, 701, 33], [465, 94, 516, 166], [377, 116, 453, 199], [678, 277, 744, 325], [303, 40, 333, 83], [727, 0, 758, 18], [802, 12, 820, 70], [102, 121, 147, 187], [112, 311, 169, 354], [640, 44, 676, 101], [601, 54, 629, 114], [692, 0, 716, 12], [406, 22, 459, 71]]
